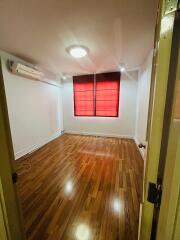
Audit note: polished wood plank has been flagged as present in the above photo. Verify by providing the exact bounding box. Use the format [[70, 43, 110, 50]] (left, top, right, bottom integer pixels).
[[16, 134, 143, 240]]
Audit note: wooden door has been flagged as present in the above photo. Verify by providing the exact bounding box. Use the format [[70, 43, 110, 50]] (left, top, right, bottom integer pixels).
[[0, 193, 8, 240], [139, 0, 179, 239], [0, 58, 25, 240], [156, 8, 180, 239]]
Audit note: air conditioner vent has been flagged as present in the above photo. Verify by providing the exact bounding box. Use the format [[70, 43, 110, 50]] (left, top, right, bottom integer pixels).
[[8, 60, 44, 81]]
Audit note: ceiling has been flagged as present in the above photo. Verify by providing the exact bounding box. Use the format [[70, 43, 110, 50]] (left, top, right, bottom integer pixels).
[[0, 0, 158, 76]]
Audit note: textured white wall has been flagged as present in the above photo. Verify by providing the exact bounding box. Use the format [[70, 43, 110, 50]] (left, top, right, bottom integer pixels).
[[135, 51, 153, 158], [62, 75, 138, 138], [1, 49, 152, 160], [1, 52, 64, 159]]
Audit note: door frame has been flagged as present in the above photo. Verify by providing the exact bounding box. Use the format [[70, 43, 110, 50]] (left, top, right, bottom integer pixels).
[[0, 57, 25, 240], [140, 0, 179, 239], [156, 8, 180, 239]]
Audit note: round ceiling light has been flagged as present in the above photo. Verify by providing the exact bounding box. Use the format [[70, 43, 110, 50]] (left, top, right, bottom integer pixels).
[[120, 66, 126, 72], [61, 74, 67, 80], [119, 63, 126, 72], [67, 45, 89, 58]]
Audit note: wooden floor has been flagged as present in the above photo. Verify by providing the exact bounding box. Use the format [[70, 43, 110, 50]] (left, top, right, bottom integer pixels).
[[16, 134, 143, 240]]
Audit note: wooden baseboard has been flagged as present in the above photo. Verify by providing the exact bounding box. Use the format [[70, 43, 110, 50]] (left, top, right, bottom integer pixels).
[[15, 130, 64, 160], [64, 130, 134, 139]]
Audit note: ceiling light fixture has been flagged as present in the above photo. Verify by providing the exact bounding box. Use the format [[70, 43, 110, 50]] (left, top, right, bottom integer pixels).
[[67, 45, 89, 58], [61, 74, 67, 80], [119, 63, 126, 72], [120, 66, 126, 72]]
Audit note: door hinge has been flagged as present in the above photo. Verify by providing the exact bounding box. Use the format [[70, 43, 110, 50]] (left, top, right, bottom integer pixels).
[[12, 172, 18, 184], [164, 0, 178, 15], [147, 182, 162, 208]]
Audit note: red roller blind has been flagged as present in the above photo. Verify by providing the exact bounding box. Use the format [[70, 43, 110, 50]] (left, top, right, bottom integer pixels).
[[73, 75, 94, 116], [73, 72, 120, 117], [95, 72, 120, 117]]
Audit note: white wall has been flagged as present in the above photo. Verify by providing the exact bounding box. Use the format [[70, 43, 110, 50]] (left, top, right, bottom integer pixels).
[[0, 49, 153, 160], [135, 51, 153, 157], [1, 52, 64, 159], [62, 74, 138, 138]]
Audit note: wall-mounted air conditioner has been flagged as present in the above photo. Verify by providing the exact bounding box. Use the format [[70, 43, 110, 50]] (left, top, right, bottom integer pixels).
[[8, 60, 44, 80]]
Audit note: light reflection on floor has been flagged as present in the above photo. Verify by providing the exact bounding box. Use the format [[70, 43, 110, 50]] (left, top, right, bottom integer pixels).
[[65, 180, 73, 194], [80, 149, 113, 157], [73, 198, 122, 240], [75, 224, 91, 240], [112, 197, 122, 214]]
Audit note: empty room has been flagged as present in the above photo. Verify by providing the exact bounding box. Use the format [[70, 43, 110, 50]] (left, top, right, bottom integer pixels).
[[0, 0, 180, 240]]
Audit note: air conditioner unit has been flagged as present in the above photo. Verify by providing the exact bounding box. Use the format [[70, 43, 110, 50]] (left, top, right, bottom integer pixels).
[[8, 60, 44, 80]]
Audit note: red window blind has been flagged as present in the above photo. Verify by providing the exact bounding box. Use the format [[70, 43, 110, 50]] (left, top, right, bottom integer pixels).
[[73, 75, 94, 116], [95, 72, 120, 117], [73, 72, 120, 117]]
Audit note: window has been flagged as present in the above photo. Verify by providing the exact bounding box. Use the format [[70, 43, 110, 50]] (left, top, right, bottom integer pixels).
[[73, 72, 120, 117], [96, 72, 120, 117], [73, 75, 94, 116]]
